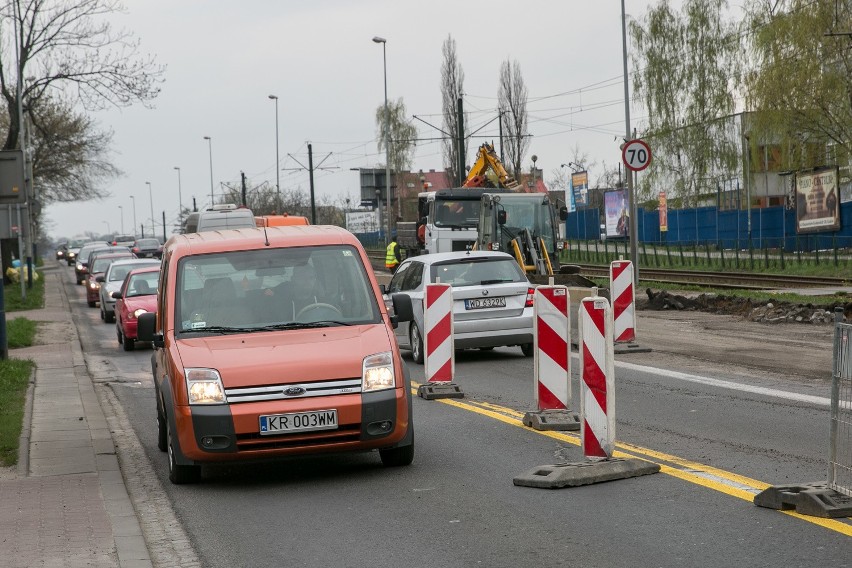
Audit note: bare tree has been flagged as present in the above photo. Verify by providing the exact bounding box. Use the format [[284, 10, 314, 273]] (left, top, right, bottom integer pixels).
[[498, 59, 530, 179], [440, 34, 468, 185], [1, 0, 164, 151]]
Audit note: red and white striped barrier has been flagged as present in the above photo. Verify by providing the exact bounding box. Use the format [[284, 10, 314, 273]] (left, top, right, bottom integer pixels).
[[578, 294, 615, 459], [534, 286, 570, 411], [522, 285, 579, 431], [610, 260, 635, 343], [418, 283, 463, 400]]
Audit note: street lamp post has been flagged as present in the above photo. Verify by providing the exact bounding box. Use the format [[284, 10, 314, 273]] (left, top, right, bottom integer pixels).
[[118, 205, 124, 235], [174, 166, 183, 228], [145, 181, 155, 238], [372, 36, 391, 241], [268, 95, 281, 214], [130, 195, 137, 237], [203, 136, 214, 207]]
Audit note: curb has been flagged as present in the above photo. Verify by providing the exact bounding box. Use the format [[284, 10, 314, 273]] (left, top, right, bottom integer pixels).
[[16, 368, 35, 477]]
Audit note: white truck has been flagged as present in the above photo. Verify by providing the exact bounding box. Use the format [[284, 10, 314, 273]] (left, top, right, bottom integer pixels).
[[397, 188, 493, 257]]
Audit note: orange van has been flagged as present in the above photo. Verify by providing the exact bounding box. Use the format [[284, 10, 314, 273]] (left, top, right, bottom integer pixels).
[[255, 214, 310, 227], [137, 225, 415, 484]]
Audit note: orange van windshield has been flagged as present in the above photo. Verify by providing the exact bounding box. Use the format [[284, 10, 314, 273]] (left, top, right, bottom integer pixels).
[[175, 245, 380, 333]]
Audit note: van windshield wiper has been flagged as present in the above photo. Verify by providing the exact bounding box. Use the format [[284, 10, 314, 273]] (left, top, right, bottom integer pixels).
[[254, 321, 353, 330], [181, 325, 247, 334]]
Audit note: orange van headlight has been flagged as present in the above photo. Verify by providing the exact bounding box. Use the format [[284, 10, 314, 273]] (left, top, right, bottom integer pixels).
[[362, 352, 395, 392], [185, 368, 227, 405]]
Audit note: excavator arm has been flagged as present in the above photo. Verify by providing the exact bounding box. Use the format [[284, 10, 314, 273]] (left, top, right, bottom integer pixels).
[[462, 143, 520, 189]]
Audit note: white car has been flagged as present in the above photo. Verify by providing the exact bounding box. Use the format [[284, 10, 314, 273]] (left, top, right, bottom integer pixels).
[[99, 258, 161, 322], [386, 251, 534, 363]]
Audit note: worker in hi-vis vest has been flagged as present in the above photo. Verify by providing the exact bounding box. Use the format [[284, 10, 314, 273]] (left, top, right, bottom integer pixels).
[[385, 236, 401, 274]]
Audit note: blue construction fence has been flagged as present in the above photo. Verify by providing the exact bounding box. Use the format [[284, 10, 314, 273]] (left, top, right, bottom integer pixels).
[[565, 201, 852, 251]]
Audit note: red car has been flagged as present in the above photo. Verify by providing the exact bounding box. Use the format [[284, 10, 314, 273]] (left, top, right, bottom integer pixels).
[[86, 251, 134, 307], [114, 266, 159, 351]]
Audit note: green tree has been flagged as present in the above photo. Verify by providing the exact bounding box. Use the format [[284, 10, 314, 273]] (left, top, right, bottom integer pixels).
[[745, 0, 852, 170], [375, 98, 417, 174], [630, 0, 742, 205]]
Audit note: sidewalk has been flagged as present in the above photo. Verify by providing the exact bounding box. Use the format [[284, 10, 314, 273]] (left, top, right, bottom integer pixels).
[[0, 264, 151, 568]]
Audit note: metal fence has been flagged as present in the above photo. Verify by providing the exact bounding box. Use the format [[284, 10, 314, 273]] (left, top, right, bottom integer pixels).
[[830, 319, 852, 497]]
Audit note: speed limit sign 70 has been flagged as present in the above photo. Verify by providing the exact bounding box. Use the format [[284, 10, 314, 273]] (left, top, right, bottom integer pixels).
[[622, 139, 652, 171]]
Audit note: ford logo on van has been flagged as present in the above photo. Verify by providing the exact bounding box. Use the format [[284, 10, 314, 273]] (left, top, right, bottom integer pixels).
[[284, 386, 306, 397]]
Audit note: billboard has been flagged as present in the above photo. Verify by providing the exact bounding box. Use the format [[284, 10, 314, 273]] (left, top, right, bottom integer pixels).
[[571, 171, 589, 207], [795, 167, 840, 233], [345, 210, 380, 234], [604, 189, 629, 238]]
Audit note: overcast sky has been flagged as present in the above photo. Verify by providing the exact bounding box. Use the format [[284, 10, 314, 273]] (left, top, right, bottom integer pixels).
[[47, 0, 670, 240]]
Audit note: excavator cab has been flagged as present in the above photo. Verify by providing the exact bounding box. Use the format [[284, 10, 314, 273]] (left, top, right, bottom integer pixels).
[[480, 193, 559, 276]]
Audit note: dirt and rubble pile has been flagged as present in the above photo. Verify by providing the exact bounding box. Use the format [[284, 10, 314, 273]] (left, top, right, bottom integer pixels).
[[640, 289, 851, 325]]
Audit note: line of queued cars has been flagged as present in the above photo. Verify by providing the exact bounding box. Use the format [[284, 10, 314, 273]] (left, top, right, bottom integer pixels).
[[68, 237, 163, 351]]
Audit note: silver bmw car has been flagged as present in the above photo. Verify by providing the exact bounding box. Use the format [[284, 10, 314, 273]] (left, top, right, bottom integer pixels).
[[386, 250, 534, 363]]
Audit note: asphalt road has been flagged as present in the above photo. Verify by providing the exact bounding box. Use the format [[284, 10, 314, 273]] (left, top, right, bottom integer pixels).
[[62, 265, 851, 568]]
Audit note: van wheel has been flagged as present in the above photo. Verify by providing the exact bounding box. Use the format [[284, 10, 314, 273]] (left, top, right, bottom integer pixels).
[[521, 343, 534, 357], [123, 336, 135, 351], [379, 441, 414, 467], [99, 307, 105, 321], [116, 327, 123, 345], [410, 324, 424, 364], [156, 399, 167, 452], [167, 421, 201, 484]]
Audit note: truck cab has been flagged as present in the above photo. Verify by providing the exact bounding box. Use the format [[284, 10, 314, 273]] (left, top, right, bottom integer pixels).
[[398, 188, 494, 257]]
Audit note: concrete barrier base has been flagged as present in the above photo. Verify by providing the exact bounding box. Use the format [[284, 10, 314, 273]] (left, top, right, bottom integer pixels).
[[522, 409, 580, 431], [754, 482, 852, 518], [614, 341, 652, 354], [417, 382, 464, 400], [513, 458, 660, 489]]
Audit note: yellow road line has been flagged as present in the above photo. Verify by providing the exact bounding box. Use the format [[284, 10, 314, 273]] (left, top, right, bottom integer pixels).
[[410, 382, 852, 537]]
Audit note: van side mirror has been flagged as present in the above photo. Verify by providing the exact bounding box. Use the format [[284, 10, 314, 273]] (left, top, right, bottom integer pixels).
[[559, 206, 568, 221], [111, 291, 122, 299], [137, 313, 163, 347], [379, 283, 387, 295], [96, 275, 105, 283], [391, 293, 414, 323], [497, 210, 507, 225]]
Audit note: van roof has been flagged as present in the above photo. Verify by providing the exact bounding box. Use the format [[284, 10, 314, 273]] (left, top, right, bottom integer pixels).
[[164, 225, 359, 257]]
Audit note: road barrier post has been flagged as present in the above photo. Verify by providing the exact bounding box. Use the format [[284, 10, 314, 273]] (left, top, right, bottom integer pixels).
[[417, 282, 463, 400], [609, 260, 651, 354], [522, 285, 580, 431], [513, 290, 660, 488]]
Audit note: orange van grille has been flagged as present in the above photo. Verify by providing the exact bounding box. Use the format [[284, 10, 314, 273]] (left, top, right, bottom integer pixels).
[[225, 378, 362, 404], [235, 424, 362, 451]]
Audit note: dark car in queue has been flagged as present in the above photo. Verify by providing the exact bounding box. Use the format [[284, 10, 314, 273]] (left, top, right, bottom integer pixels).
[[74, 242, 111, 284], [131, 238, 163, 259], [86, 251, 135, 307], [114, 266, 160, 351]]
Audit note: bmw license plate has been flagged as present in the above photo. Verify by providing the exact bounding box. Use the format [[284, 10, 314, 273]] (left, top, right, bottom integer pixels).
[[259, 410, 338, 435], [464, 297, 506, 310]]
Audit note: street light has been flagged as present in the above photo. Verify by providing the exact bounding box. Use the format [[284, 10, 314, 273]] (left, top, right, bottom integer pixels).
[[118, 205, 124, 235], [268, 95, 281, 213], [203, 136, 214, 207], [174, 166, 183, 228], [145, 181, 154, 238], [372, 35, 391, 241], [129, 195, 137, 237]]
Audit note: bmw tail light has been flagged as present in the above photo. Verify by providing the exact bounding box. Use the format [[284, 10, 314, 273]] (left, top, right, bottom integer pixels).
[[525, 287, 534, 308]]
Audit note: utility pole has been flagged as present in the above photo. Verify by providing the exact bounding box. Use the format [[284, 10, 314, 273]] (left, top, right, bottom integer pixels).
[[456, 95, 465, 186], [162, 211, 166, 242], [621, 0, 639, 285], [308, 144, 316, 224], [498, 108, 505, 165]]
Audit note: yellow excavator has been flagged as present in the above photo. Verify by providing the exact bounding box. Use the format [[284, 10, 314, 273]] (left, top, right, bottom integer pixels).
[[463, 143, 521, 190]]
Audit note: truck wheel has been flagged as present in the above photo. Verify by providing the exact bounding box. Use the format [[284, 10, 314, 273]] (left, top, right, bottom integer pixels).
[[410, 324, 424, 364], [521, 343, 534, 357], [167, 420, 201, 484]]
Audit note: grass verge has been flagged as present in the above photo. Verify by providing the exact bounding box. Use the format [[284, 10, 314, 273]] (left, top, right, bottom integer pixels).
[[7, 317, 37, 348], [0, 359, 35, 466], [4, 273, 45, 311]]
